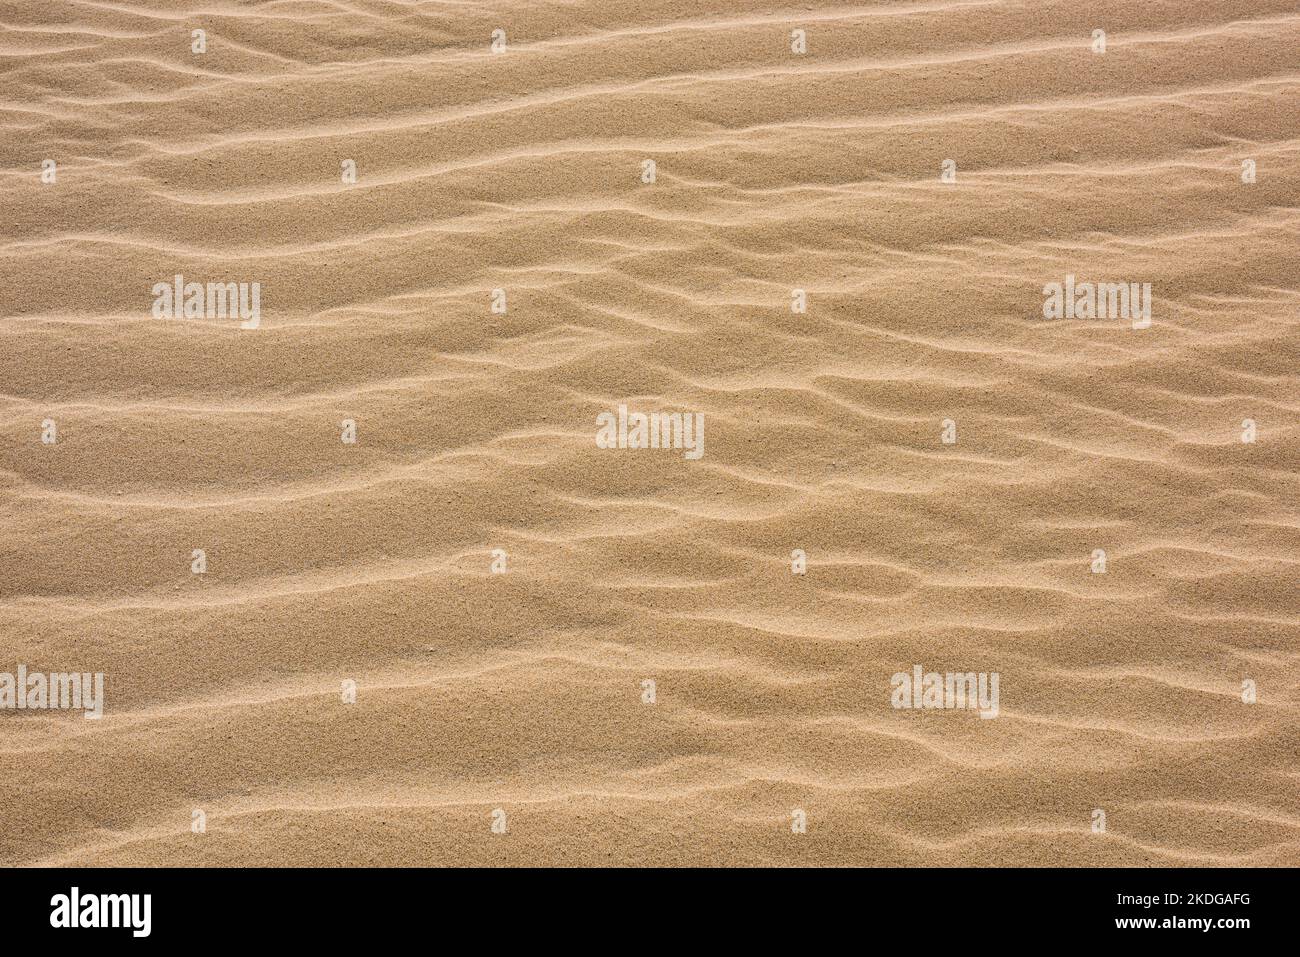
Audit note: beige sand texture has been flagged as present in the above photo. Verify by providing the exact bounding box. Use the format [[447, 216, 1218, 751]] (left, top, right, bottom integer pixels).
[[1, 0, 1298, 867]]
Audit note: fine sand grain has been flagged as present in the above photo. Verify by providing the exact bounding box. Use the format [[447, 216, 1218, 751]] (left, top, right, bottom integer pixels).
[[0, 0, 1297, 866]]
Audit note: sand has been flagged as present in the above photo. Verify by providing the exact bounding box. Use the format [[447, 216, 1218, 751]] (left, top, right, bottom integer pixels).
[[0, 0, 1297, 867]]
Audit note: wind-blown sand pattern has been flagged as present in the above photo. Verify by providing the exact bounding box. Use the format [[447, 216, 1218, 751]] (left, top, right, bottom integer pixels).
[[1, 0, 1297, 867]]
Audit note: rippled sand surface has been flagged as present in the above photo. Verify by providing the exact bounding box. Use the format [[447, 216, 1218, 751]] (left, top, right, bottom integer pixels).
[[1, 0, 1297, 866]]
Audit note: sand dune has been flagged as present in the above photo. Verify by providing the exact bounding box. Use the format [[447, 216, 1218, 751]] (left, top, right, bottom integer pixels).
[[0, 0, 1297, 866]]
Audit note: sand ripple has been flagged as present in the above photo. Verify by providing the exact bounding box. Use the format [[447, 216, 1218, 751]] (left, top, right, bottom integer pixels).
[[0, 0, 1297, 866]]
